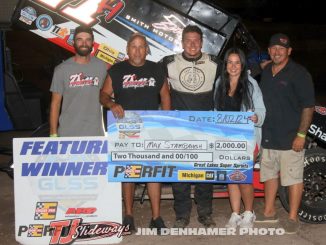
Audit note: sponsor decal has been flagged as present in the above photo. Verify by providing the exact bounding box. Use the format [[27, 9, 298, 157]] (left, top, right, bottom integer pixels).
[[65, 207, 97, 217], [124, 165, 142, 178], [116, 111, 143, 139], [178, 170, 205, 181], [228, 170, 247, 182], [216, 171, 227, 181], [308, 124, 326, 142], [51, 25, 69, 39], [205, 171, 215, 180], [179, 67, 205, 91], [19, 6, 37, 25], [94, 43, 125, 65], [35, 14, 53, 31], [315, 106, 326, 115], [66, 29, 75, 46], [123, 14, 185, 49], [113, 165, 176, 178], [49, 219, 130, 244], [27, 224, 43, 237], [95, 50, 117, 65], [34, 202, 58, 220]]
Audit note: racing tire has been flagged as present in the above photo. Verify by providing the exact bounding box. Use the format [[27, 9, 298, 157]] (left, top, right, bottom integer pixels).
[[279, 147, 326, 224]]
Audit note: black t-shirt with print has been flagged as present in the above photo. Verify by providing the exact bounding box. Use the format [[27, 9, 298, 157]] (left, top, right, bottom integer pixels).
[[108, 60, 164, 110]]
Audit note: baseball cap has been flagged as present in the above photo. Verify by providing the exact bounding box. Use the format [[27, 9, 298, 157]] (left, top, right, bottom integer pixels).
[[269, 33, 291, 48], [73, 25, 94, 40]]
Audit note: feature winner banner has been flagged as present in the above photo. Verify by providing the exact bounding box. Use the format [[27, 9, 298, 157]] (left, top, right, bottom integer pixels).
[[107, 111, 255, 183], [13, 137, 127, 245]]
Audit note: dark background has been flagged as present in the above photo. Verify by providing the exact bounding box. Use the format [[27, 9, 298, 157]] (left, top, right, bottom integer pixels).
[[3, 0, 326, 127]]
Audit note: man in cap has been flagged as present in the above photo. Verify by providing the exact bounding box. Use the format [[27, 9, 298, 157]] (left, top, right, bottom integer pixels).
[[255, 33, 315, 234], [50, 25, 107, 136]]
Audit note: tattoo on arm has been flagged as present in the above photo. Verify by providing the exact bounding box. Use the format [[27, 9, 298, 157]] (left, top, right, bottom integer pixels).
[[297, 107, 314, 134]]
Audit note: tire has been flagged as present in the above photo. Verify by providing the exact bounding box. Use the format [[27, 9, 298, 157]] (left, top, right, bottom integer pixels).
[[279, 147, 326, 223]]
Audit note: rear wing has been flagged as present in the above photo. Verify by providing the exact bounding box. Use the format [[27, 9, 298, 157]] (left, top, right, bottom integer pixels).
[[11, 0, 260, 66]]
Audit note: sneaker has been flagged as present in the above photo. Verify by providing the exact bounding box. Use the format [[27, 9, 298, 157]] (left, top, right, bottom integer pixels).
[[123, 215, 136, 233], [149, 216, 167, 235], [282, 219, 300, 234], [173, 218, 190, 228], [198, 215, 216, 228], [254, 212, 278, 223], [239, 211, 256, 228], [225, 212, 242, 228]]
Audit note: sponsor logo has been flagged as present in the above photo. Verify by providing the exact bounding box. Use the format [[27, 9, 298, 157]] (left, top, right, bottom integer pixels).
[[205, 171, 215, 180], [113, 165, 176, 178], [116, 111, 143, 139], [34, 202, 58, 220], [95, 50, 117, 65], [19, 6, 37, 25], [216, 171, 227, 181], [315, 106, 326, 115], [66, 29, 75, 46], [124, 165, 142, 178], [228, 170, 247, 182], [27, 224, 43, 237], [95, 43, 125, 65], [35, 14, 53, 31], [308, 124, 326, 142], [51, 25, 69, 39], [66, 207, 97, 217], [18, 225, 52, 237], [178, 170, 205, 180], [179, 67, 205, 91], [49, 219, 129, 244]]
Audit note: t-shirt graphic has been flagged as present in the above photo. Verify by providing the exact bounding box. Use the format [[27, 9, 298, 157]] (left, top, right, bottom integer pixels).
[[68, 72, 100, 87], [122, 74, 156, 89]]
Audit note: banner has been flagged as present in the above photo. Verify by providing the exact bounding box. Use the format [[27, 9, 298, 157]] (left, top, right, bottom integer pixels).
[[14, 137, 126, 245], [107, 111, 255, 183]]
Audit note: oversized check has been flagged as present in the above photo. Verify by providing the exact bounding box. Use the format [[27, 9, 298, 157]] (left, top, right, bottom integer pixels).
[[107, 111, 255, 183]]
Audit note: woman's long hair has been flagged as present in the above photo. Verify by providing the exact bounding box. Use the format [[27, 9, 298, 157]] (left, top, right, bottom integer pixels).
[[215, 47, 254, 111]]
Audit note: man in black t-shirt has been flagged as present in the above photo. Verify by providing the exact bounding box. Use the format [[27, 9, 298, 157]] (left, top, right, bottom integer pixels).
[[100, 33, 171, 233], [256, 33, 315, 234]]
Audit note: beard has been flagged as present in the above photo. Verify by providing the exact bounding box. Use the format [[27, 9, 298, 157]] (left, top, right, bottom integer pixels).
[[74, 43, 92, 56]]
